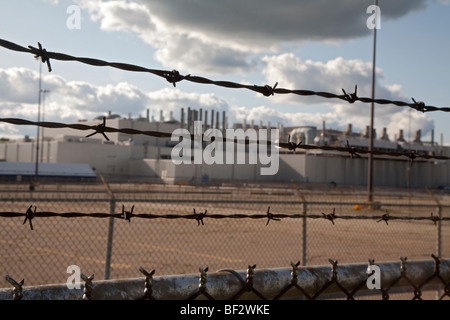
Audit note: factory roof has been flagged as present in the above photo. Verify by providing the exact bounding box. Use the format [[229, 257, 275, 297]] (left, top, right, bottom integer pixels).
[[0, 162, 96, 179]]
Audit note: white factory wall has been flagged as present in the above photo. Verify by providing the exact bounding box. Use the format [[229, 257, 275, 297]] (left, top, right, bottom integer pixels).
[[0, 141, 39, 163], [135, 159, 264, 184], [2, 137, 450, 188], [56, 141, 132, 177], [293, 154, 447, 189]]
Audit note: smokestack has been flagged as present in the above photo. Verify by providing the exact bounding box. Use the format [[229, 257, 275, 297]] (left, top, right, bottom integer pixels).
[[215, 111, 219, 130], [146, 109, 150, 122], [398, 129, 405, 142], [181, 108, 185, 129], [211, 110, 215, 129], [204, 110, 208, 131], [187, 107, 192, 132], [345, 124, 352, 136], [381, 127, 389, 140], [159, 110, 164, 123], [414, 129, 421, 143], [222, 111, 226, 132], [193, 109, 198, 121], [364, 125, 370, 138], [431, 129, 434, 146]]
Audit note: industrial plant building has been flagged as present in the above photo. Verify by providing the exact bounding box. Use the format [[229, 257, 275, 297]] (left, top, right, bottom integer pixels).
[[0, 107, 449, 189]]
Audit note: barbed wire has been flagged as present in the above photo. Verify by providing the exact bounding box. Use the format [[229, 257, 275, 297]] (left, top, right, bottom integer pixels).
[[1, 206, 448, 230], [0, 117, 448, 163], [4, 255, 450, 300], [1, 38, 449, 113], [1, 38, 449, 163]]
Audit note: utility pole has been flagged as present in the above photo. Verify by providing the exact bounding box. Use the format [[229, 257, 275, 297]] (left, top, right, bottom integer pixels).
[[368, 0, 378, 204], [34, 62, 42, 187]]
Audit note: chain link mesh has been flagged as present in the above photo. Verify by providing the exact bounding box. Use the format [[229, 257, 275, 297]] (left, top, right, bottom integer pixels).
[[1, 182, 449, 292]]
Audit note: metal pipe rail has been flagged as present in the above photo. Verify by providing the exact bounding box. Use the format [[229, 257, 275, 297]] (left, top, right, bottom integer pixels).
[[1, 257, 449, 300]]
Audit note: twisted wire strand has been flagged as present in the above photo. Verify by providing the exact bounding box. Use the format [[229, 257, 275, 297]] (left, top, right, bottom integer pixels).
[[2, 210, 449, 222], [1, 117, 448, 161], [1, 38, 449, 112]]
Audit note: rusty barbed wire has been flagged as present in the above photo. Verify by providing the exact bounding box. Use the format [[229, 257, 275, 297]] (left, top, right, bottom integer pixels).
[[186, 267, 215, 300], [1, 38, 449, 113], [1, 206, 449, 231], [80, 273, 94, 301], [0, 117, 448, 163], [138, 267, 156, 300], [5, 275, 24, 300]]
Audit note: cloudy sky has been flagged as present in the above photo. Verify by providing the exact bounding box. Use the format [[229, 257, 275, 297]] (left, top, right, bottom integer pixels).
[[0, 0, 449, 145]]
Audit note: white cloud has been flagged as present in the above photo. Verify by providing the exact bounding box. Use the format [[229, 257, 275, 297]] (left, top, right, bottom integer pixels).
[[257, 53, 436, 140], [261, 54, 407, 107], [386, 110, 434, 142], [141, 0, 426, 44], [0, 64, 435, 144], [42, 0, 59, 5], [0, 68, 40, 103], [74, 0, 427, 75], [0, 67, 149, 121], [77, 0, 155, 34], [0, 67, 234, 137]]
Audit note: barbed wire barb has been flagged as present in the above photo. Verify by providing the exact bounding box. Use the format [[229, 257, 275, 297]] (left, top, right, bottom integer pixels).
[[28, 42, 52, 72], [23, 205, 36, 230], [86, 117, 110, 141]]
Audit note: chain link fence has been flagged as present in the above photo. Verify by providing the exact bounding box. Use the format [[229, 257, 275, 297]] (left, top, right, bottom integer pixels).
[[1, 181, 449, 291]]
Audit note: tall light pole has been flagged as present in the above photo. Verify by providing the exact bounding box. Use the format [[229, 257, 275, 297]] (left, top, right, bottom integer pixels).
[[40, 89, 50, 163], [368, 0, 378, 204], [34, 61, 42, 184]]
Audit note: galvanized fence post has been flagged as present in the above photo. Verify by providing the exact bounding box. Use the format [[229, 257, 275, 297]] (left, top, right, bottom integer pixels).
[[426, 189, 442, 258], [104, 198, 115, 280], [99, 175, 115, 280], [292, 182, 307, 266], [302, 201, 307, 266], [437, 205, 442, 259]]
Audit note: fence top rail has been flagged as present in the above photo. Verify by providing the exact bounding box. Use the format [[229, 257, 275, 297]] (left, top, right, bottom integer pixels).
[[1, 257, 448, 300], [0, 196, 447, 206]]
